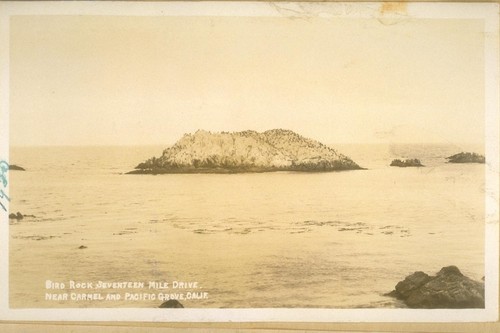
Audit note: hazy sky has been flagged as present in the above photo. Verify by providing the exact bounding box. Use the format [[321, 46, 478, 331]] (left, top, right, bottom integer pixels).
[[10, 15, 485, 146]]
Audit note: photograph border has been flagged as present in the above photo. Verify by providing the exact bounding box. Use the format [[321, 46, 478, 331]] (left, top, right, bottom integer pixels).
[[0, 0, 498, 324]]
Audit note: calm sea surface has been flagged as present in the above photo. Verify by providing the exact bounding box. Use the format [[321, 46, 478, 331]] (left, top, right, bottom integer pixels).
[[8, 144, 485, 308]]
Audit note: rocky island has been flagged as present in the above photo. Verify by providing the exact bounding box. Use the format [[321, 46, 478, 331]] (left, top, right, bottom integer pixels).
[[446, 152, 485, 164], [390, 159, 424, 167], [128, 129, 363, 174]]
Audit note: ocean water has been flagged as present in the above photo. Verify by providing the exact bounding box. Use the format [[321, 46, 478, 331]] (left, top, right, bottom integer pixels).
[[8, 143, 485, 308]]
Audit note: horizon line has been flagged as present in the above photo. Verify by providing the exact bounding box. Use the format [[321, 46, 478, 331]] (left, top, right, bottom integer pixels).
[[8, 142, 486, 148]]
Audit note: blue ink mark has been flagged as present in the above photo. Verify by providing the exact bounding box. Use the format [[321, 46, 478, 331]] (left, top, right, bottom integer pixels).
[[0, 189, 9, 201], [0, 160, 9, 212], [0, 160, 7, 187], [0, 194, 6, 211]]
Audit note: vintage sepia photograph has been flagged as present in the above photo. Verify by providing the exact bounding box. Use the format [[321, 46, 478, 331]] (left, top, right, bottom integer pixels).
[[0, 1, 498, 324]]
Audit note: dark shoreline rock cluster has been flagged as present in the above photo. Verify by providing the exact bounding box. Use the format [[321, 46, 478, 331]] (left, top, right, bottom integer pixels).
[[386, 266, 484, 308], [390, 158, 424, 167]]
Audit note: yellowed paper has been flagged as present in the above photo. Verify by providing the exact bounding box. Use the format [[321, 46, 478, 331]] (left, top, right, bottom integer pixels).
[[0, 1, 498, 325]]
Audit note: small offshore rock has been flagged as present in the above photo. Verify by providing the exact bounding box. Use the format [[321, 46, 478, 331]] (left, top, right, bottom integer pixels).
[[159, 300, 184, 308], [387, 266, 484, 308], [78, 245, 87, 249], [390, 159, 424, 167], [9, 212, 36, 220], [8, 164, 25, 171], [9, 212, 24, 220], [446, 152, 485, 164]]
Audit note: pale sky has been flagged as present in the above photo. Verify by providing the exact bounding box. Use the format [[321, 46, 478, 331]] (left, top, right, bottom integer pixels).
[[10, 15, 485, 146]]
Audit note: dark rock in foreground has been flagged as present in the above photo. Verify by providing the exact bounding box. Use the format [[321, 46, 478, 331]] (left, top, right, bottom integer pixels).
[[159, 300, 184, 308], [128, 129, 363, 174], [8, 164, 25, 171], [446, 152, 485, 164], [386, 266, 484, 308], [390, 159, 424, 167]]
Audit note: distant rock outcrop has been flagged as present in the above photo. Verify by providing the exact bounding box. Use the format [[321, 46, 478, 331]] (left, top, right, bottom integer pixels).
[[390, 159, 424, 167], [386, 266, 484, 308], [128, 129, 363, 174], [9, 165, 25, 171], [446, 152, 485, 164]]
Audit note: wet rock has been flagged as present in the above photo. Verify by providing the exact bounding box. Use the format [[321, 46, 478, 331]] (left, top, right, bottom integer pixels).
[[389, 271, 432, 299], [386, 266, 484, 308], [159, 300, 184, 308]]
